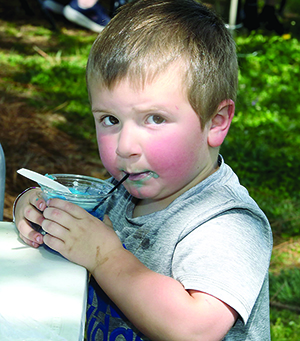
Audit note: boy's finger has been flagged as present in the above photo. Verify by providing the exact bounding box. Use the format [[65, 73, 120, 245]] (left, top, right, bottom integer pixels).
[[19, 233, 41, 248], [42, 218, 69, 239], [27, 188, 44, 208], [46, 198, 87, 219], [18, 219, 44, 246], [33, 193, 47, 212], [43, 233, 65, 253], [43, 205, 85, 230], [24, 204, 45, 227]]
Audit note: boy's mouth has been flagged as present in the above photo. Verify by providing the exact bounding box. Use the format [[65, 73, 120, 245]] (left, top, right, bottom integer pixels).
[[123, 171, 158, 181]]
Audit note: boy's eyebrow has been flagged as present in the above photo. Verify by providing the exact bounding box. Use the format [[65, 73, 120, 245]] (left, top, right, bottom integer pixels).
[[133, 106, 168, 113], [92, 105, 170, 114], [92, 107, 110, 113]]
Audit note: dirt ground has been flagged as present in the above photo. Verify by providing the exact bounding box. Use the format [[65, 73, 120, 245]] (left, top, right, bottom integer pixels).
[[0, 96, 108, 222], [0, 0, 111, 221]]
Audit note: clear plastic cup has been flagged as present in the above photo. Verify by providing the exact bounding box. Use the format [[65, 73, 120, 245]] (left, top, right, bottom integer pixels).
[[38, 174, 114, 254], [39, 174, 114, 220]]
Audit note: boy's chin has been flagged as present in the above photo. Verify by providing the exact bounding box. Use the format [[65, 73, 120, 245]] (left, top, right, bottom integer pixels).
[[124, 185, 154, 200]]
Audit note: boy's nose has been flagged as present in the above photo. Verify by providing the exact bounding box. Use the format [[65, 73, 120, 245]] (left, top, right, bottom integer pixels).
[[115, 124, 142, 159]]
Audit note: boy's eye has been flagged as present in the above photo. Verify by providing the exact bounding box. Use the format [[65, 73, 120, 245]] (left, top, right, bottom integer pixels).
[[102, 115, 119, 126], [147, 115, 165, 125]]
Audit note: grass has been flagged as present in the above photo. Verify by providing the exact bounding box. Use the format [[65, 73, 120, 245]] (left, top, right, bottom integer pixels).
[[222, 33, 300, 238], [270, 239, 300, 339], [1, 5, 300, 338]]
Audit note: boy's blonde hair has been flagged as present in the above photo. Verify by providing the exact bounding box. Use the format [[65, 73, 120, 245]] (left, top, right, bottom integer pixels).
[[86, 0, 238, 127]]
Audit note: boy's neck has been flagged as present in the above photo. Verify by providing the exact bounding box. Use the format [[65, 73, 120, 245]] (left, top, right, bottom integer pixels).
[[133, 198, 168, 217]]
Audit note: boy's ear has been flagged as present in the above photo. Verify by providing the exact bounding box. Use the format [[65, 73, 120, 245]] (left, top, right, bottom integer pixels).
[[207, 99, 235, 148]]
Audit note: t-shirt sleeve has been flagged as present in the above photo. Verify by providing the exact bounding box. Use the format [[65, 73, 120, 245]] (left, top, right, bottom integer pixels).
[[172, 209, 272, 324]]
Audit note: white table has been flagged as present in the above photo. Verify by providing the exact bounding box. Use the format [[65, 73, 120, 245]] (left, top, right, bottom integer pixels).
[[0, 222, 88, 341]]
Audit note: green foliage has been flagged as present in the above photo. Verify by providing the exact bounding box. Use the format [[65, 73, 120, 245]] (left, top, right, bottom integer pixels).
[[0, 24, 95, 142], [221, 33, 300, 237], [270, 269, 300, 306], [270, 268, 300, 340], [271, 308, 300, 340]]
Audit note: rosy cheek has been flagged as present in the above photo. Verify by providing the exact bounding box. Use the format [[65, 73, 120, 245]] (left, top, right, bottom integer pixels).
[[146, 138, 193, 177], [146, 131, 203, 184], [97, 134, 117, 175]]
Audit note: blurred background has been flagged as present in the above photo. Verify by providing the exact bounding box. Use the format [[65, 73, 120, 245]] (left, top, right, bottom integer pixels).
[[0, 0, 300, 339]]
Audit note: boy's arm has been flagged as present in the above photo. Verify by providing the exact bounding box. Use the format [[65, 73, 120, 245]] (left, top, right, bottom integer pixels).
[[43, 198, 238, 341], [93, 247, 238, 341]]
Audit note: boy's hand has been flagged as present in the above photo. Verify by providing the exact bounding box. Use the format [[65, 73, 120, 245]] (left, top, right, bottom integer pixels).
[[15, 188, 46, 248], [42, 199, 123, 272]]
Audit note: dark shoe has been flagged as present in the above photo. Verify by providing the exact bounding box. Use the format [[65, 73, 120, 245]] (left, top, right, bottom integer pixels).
[[43, 0, 70, 15], [63, 0, 110, 32]]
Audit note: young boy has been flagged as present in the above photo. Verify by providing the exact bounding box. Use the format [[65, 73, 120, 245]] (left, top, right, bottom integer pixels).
[[14, 0, 273, 340]]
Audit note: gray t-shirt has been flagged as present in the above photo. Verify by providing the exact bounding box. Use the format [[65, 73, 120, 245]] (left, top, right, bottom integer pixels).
[[86, 157, 273, 340]]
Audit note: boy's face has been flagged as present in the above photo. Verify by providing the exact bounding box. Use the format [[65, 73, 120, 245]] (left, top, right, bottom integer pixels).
[[90, 65, 217, 208]]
